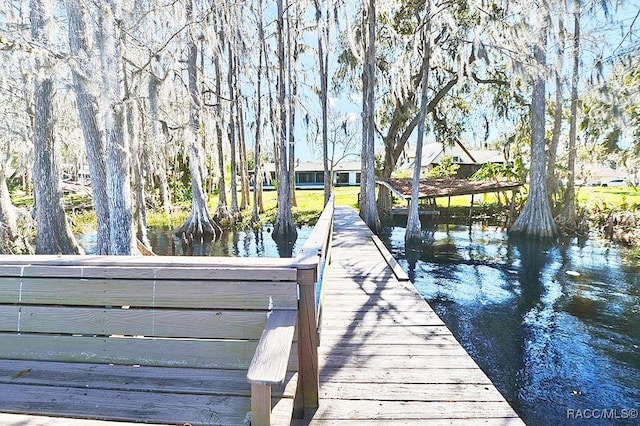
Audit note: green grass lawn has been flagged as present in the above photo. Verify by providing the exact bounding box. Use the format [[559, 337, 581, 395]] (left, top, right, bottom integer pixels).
[[258, 186, 359, 226], [32, 182, 640, 236], [576, 186, 640, 209], [424, 185, 640, 211], [259, 186, 359, 209], [145, 186, 360, 230]]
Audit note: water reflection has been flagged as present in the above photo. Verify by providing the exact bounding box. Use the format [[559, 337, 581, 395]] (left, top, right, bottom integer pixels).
[[79, 225, 312, 258], [381, 224, 640, 426]]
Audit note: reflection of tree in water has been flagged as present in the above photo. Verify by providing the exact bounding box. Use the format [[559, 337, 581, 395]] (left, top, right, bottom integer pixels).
[[513, 238, 551, 314], [511, 238, 564, 418], [402, 225, 435, 282], [123, 226, 307, 258], [272, 228, 295, 258], [180, 234, 215, 256], [233, 229, 240, 256], [254, 229, 265, 257], [241, 229, 251, 256]]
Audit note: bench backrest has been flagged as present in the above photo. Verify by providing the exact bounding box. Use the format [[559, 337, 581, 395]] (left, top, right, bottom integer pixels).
[[0, 256, 298, 370]]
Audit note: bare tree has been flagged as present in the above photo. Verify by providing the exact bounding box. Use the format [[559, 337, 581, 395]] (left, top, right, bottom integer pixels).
[[311, 109, 361, 171]]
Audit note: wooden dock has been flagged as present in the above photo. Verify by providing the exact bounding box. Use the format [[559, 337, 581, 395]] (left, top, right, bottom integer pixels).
[[299, 206, 524, 425], [0, 198, 524, 425]]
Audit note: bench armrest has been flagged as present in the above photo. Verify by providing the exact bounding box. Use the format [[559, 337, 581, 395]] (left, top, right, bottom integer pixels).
[[247, 309, 297, 386], [247, 310, 297, 426]]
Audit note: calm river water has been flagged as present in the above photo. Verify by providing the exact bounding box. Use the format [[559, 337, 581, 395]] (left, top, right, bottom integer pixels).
[[379, 224, 640, 426], [79, 225, 312, 258]]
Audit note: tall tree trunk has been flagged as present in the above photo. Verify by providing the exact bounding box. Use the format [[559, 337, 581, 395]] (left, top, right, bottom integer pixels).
[[287, 7, 298, 208], [227, 42, 239, 217], [148, 71, 172, 226], [359, 0, 381, 233], [236, 55, 250, 212], [564, 0, 580, 228], [252, 0, 266, 224], [176, 0, 220, 241], [510, 13, 557, 240], [547, 74, 563, 200], [122, 59, 149, 249], [31, 0, 83, 255], [214, 52, 230, 220], [252, 86, 263, 223], [272, 0, 297, 241], [262, 26, 280, 194], [405, 7, 431, 245], [547, 7, 565, 203], [315, 0, 331, 205], [127, 97, 150, 249], [288, 82, 297, 208], [99, 0, 135, 255], [67, 0, 110, 254]]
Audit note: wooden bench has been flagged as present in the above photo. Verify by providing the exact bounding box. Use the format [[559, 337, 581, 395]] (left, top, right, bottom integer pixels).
[[0, 256, 302, 425]]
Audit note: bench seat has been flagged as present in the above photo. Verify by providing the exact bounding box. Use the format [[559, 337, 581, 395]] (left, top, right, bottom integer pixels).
[[0, 359, 297, 424], [0, 256, 302, 425]]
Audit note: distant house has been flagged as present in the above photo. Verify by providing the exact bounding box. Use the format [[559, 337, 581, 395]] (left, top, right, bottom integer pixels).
[[575, 162, 632, 186], [256, 161, 361, 189], [400, 140, 506, 179]]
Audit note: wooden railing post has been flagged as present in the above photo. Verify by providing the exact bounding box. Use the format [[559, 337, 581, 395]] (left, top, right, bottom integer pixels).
[[297, 265, 319, 409], [294, 194, 334, 412], [251, 383, 271, 426]]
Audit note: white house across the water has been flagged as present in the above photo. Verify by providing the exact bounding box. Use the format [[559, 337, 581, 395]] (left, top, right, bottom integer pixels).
[[257, 161, 361, 190], [399, 140, 507, 179]]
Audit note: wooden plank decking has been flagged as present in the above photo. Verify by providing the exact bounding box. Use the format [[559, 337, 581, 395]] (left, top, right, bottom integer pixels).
[[300, 206, 524, 425]]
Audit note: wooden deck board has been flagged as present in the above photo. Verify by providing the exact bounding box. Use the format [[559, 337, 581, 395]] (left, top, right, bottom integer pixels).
[[319, 353, 482, 369], [0, 359, 297, 425], [0, 359, 297, 398], [302, 400, 521, 420], [319, 367, 494, 385], [0, 382, 248, 425], [0, 413, 168, 426], [305, 206, 524, 425]]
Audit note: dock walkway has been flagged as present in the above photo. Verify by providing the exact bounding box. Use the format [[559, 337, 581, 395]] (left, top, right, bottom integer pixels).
[[301, 206, 524, 425]]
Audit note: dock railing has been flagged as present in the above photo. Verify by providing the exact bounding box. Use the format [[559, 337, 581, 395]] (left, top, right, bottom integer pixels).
[[294, 194, 334, 410]]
